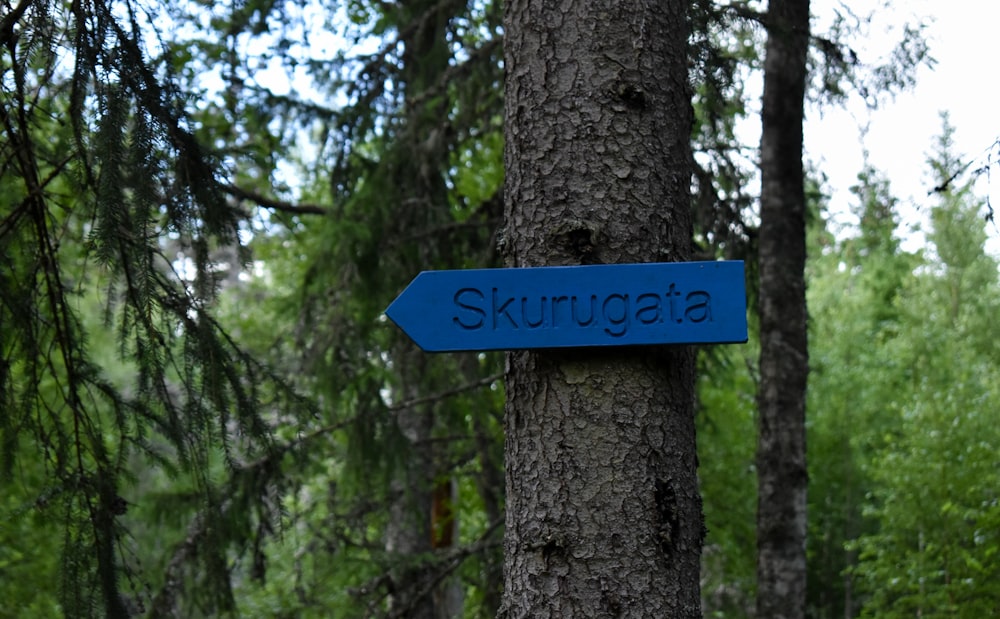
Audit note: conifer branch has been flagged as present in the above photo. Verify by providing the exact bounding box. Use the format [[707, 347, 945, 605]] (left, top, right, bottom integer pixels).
[[718, 1, 766, 25], [0, 0, 33, 50]]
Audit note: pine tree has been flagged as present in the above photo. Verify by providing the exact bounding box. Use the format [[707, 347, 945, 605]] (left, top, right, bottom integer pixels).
[[211, 0, 507, 614], [1, 0, 306, 614], [850, 115, 1000, 619], [804, 161, 919, 618], [500, 0, 701, 615]]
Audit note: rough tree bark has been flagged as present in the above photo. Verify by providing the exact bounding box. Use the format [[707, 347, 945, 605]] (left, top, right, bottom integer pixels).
[[500, 1, 701, 617], [756, 1, 811, 618]]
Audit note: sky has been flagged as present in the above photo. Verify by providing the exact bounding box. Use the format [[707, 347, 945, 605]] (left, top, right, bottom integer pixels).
[[246, 1, 1000, 254], [805, 1, 1000, 252]]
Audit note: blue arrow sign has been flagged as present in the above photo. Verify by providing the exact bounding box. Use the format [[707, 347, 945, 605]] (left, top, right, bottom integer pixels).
[[385, 261, 748, 352]]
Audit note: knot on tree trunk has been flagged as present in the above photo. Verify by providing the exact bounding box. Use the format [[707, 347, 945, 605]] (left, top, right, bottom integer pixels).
[[549, 219, 601, 264]]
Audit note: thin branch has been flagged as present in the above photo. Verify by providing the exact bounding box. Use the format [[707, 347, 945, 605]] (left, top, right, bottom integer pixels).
[[148, 370, 502, 614], [272, 370, 503, 460], [385, 518, 504, 619], [396, 217, 501, 243], [406, 37, 502, 111], [0, 154, 76, 240], [386, 372, 502, 413], [221, 183, 329, 216]]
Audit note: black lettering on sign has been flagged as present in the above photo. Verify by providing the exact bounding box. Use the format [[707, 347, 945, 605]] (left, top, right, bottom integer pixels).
[[522, 296, 546, 328], [602, 293, 629, 337], [685, 291, 712, 323], [492, 288, 518, 329], [450, 285, 714, 337], [453, 288, 485, 329], [571, 295, 597, 327], [635, 293, 662, 325]]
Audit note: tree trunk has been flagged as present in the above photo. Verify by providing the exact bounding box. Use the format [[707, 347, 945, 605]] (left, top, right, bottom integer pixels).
[[501, 1, 700, 617], [384, 2, 464, 617], [756, 1, 810, 618]]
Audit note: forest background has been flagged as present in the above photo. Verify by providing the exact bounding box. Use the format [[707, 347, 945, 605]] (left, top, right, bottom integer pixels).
[[1, 0, 999, 617]]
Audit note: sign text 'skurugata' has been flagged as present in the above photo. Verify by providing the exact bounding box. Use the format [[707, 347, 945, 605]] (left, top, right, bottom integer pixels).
[[385, 261, 748, 352], [452, 283, 712, 337]]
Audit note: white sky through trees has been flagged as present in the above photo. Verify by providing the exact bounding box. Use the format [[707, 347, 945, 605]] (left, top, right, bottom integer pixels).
[[239, 0, 998, 254], [807, 0, 1000, 253]]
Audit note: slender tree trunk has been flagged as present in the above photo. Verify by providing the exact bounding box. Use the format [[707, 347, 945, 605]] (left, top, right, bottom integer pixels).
[[386, 350, 436, 619], [464, 357, 505, 616], [501, 1, 700, 617], [384, 2, 463, 617], [756, 1, 810, 618]]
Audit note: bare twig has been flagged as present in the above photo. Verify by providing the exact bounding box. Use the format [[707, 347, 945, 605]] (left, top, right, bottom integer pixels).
[[222, 183, 329, 217]]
